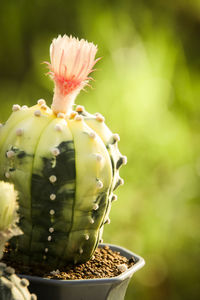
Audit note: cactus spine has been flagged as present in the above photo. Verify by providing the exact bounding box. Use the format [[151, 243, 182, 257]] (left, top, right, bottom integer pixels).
[[0, 35, 127, 268]]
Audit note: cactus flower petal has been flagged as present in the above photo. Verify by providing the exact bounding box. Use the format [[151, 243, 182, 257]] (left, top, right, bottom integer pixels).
[[46, 35, 99, 114]]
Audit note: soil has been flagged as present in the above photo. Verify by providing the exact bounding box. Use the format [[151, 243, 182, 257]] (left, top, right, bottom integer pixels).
[[3, 245, 136, 280]]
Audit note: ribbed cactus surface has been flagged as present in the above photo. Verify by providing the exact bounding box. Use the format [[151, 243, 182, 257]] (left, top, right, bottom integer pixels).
[[0, 103, 126, 267], [0, 263, 37, 300]]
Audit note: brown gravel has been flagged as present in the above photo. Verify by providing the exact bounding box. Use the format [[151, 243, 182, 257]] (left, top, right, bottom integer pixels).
[[3, 246, 136, 280]]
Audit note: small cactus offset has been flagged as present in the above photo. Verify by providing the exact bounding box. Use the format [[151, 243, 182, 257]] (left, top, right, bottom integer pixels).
[[0, 35, 127, 268], [0, 181, 22, 259], [0, 182, 37, 300], [0, 263, 37, 300]]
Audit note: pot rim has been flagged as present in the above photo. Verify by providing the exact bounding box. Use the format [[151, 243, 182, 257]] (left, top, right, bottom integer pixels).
[[19, 243, 145, 285]]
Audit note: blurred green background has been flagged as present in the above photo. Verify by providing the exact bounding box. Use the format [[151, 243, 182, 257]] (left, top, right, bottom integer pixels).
[[0, 0, 200, 299]]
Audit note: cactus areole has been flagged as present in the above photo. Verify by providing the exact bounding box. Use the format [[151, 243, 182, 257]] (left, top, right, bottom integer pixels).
[[0, 35, 127, 268]]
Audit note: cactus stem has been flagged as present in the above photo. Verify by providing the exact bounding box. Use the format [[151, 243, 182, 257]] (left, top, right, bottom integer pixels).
[[5, 172, 10, 179], [55, 124, 63, 131], [37, 99, 46, 105], [74, 115, 83, 121], [93, 203, 99, 210], [6, 150, 15, 158], [49, 175, 57, 183], [49, 227, 54, 233], [12, 104, 21, 112], [85, 234, 89, 240], [96, 179, 103, 189], [44, 248, 49, 253], [49, 209, 55, 215], [76, 105, 84, 112], [47, 235, 52, 241], [51, 148, 60, 156], [57, 112, 65, 118], [50, 193, 56, 201], [16, 128, 24, 136], [89, 132, 96, 139], [95, 113, 105, 122], [34, 110, 42, 117], [99, 238, 103, 243]]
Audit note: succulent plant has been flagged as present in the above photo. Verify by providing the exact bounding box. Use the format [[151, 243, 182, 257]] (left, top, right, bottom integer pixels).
[[0, 262, 37, 300], [0, 181, 22, 260], [0, 35, 126, 268], [0, 182, 37, 300]]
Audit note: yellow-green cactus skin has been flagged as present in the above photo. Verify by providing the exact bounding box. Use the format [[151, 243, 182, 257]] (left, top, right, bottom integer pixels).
[[0, 181, 22, 259], [0, 35, 127, 268]]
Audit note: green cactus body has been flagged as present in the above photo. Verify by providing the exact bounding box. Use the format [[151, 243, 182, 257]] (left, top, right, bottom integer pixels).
[[0, 181, 22, 259], [0, 263, 37, 300], [0, 103, 125, 267]]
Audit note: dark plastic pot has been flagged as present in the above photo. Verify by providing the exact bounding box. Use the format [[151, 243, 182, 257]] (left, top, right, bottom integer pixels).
[[21, 244, 145, 300]]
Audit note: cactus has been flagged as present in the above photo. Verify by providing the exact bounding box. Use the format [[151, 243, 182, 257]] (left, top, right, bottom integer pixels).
[[0, 263, 37, 300], [0, 182, 37, 300], [0, 35, 127, 268], [0, 181, 22, 259]]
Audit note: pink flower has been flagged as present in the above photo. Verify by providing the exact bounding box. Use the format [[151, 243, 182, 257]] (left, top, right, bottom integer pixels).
[[46, 35, 100, 114]]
